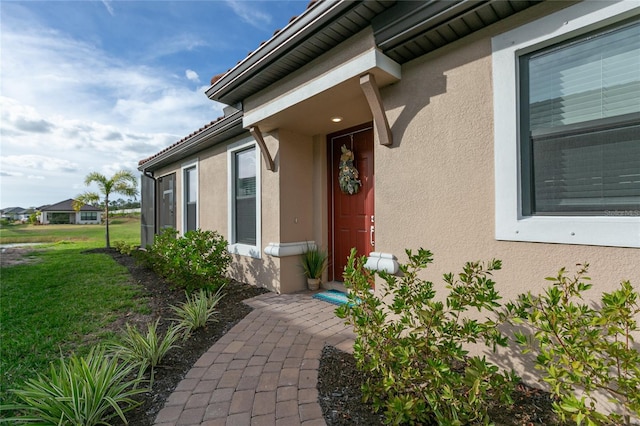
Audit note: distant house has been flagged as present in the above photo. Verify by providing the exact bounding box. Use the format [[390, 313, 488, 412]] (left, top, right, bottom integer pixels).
[[0, 207, 31, 222], [39, 199, 102, 225]]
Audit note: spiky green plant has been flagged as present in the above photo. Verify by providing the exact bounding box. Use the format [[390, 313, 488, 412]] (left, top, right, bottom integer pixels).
[[108, 319, 181, 379], [172, 287, 225, 337], [0, 346, 146, 425]]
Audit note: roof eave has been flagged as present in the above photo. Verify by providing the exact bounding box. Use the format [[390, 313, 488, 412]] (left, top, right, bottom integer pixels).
[[138, 111, 245, 172]]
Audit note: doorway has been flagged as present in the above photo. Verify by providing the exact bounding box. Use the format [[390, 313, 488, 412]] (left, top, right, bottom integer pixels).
[[327, 124, 374, 282]]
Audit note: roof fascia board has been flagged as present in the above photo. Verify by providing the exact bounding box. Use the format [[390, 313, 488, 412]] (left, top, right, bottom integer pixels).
[[373, 0, 483, 51], [205, 0, 357, 103], [242, 49, 400, 128], [139, 112, 244, 172]]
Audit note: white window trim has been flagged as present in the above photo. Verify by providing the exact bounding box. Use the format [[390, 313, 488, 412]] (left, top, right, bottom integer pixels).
[[227, 138, 261, 258], [181, 159, 198, 234], [492, 0, 640, 248]]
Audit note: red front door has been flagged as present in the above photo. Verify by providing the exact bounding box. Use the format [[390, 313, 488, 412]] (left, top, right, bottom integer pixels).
[[328, 124, 374, 282]]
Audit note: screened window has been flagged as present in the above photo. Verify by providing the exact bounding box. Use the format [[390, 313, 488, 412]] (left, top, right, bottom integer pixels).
[[80, 211, 97, 221], [233, 147, 257, 246], [520, 20, 640, 216]]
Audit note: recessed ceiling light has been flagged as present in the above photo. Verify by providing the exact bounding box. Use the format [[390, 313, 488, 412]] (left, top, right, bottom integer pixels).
[[331, 116, 343, 123]]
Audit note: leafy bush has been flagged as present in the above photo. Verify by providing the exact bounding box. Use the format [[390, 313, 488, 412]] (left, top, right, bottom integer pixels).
[[112, 240, 137, 255], [501, 264, 640, 425], [0, 346, 146, 425], [107, 319, 181, 383], [142, 228, 231, 291], [336, 248, 517, 425]]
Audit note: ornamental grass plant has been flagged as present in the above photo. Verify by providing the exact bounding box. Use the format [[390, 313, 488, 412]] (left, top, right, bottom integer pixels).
[[0, 346, 146, 425], [107, 319, 181, 383], [172, 287, 225, 337]]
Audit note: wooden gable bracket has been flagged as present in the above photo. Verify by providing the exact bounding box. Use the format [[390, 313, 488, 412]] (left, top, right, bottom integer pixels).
[[249, 126, 275, 171], [360, 73, 393, 146]]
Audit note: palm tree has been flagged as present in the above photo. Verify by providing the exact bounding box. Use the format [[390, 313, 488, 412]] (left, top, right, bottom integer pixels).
[[74, 170, 139, 248]]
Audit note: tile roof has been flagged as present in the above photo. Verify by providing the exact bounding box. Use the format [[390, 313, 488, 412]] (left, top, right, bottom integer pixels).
[[138, 115, 228, 167], [40, 198, 102, 212]]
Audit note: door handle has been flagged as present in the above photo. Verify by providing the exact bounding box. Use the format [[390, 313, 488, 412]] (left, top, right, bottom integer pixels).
[[370, 225, 375, 247]]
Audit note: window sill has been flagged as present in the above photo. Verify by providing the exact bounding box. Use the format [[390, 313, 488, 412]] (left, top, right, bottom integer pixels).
[[228, 243, 261, 259], [496, 215, 640, 248]]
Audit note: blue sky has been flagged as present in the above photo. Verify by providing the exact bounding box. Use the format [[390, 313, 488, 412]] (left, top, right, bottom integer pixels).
[[0, 0, 308, 209]]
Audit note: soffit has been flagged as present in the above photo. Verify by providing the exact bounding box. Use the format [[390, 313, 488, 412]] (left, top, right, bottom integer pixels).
[[373, 0, 544, 63]]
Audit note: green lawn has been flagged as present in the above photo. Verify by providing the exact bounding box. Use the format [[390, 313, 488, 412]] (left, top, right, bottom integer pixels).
[[0, 215, 140, 245], [0, 216, 147, 405]]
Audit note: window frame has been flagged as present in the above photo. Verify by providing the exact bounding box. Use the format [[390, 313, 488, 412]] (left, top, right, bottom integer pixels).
[[492, 0, 640, 248], [80, 211, 97, 221], [181, 159, 198, 233], [227, 138, 261, 258]]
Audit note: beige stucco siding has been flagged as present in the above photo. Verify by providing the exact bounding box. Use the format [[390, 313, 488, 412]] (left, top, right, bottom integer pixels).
[[374, 6, 639, 304], [198, 144, 227, 234]]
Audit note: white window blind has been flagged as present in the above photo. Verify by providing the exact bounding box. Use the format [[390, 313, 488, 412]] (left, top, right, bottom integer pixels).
[[234, 147, 256, 245], [523, 20, 640, 215]]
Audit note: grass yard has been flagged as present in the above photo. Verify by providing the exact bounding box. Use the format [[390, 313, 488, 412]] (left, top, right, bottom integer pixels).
[[0, 216, 147, 406], [0, 214, 140, 245]]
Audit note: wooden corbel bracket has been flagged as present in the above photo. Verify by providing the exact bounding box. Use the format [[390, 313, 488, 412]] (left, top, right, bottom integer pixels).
[[360, 73, 393, 146], [249, 126, 275, 171]]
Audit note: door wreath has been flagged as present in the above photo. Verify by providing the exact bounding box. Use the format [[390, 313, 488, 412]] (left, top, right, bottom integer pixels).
[[339, 145, 361, 195]]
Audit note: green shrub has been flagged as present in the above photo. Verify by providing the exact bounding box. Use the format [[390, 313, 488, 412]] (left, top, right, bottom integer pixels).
[[142, 228, 231, 291], [112, 240, 137, 255], [336, 248, 517, 425], [501, 265, 640, 425], [172, 287, 225, 337], [107, 319, 181, 383], [0, 346, 146, 425]]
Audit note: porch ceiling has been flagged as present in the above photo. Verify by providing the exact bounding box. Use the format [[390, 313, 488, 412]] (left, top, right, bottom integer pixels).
[[243, 50, 400, 136]]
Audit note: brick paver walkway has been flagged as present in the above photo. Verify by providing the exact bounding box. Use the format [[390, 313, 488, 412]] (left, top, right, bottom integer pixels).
[[154, 292, 355, 426]]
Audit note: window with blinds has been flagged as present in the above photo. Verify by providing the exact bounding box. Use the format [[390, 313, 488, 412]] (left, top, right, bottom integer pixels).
[[234, 147, 256, 245], [185, 166, 197, 232], [520, 19, 640, 216]]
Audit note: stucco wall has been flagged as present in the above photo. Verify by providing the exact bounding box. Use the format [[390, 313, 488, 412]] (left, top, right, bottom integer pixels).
[[198, 143, 228, 234]]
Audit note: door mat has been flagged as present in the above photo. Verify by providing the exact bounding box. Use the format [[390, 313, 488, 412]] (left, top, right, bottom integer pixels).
[[312, 289, 353, 306]]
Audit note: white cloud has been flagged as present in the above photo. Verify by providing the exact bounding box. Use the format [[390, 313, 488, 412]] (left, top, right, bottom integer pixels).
[[186, 69, 200, 83], [0, 16, 225, 207], [2, 155, 79, 172], [225, 0, 272, 27], [147, 34, 209, 61], [101, 0, 115, 16]]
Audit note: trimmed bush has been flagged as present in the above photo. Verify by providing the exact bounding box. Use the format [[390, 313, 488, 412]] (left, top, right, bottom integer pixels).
[[141, 228, 231, 291], [337, 248, 517, 425], [501, 265, 640, 425]]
